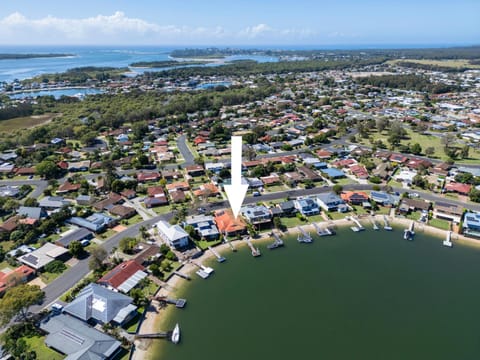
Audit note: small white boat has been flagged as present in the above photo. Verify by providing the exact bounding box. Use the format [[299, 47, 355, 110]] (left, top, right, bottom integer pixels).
[[171, 323, 180, 344]]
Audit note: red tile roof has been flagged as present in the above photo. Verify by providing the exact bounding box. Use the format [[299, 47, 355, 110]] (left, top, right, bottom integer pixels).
[[98, 260, 145, 290], [445, 182, 472, 195]]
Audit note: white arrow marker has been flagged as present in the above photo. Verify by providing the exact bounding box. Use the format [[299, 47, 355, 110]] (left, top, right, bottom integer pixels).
[[224, 136, 249, 218]]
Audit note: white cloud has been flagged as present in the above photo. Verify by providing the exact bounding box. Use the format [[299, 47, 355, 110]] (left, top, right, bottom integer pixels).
[[0, 12, 319, 45]]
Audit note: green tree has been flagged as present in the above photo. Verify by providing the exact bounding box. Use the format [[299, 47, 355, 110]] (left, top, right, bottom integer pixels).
[[23, 198, 39, 207], [68, 240, 84, 258], [333, 184, 343, 194], [0, 284, 45, 325], [88, 245, 108, 271], [44, 260, 67, 273], [36, 160, 60, 179], [119, 237, 138, 254], [410, 143, 422, 155], [461, 145, 470, 159], [425, 147, 435, 157]]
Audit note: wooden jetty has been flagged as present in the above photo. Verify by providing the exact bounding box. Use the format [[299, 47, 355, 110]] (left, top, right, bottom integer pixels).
[[297, 226, 313, 243], [173, 271, 191, 280], [156, 296, 187, 308], [136, 332, 169, 339], [208, 246, 226, 263], [443, 230, 453, 247], [268, 232, 284, 249], [312, 222, 333, 236], [247, 237, 261, 257], [349, 216, 365, 232], [404, 221, 415, 240], [224, 234, 237, 252], [383, 215, 393, 231]]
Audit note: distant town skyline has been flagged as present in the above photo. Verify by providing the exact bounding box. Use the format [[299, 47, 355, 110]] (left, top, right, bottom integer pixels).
[[0, 0, 479, 46]]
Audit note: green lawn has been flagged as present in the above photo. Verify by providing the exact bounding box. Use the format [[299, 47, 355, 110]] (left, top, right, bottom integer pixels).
[[122, 214, 144, 226], [0, 113, 59, 133], [99, 229, 117, 239], [350, 205, 370, 215], [429, 218, 451, 231], [24, 336, 64, 360], [152, 205, 174, 215], [282, 216, 309, 228], [368, 128, 480, 164], [334, 178, 358, 185], [328, 211, 348, 220], [194, 238, 222, 250], [40, 270, 64, 284], [264, 184, 289, 193], [374, 206, 392, 215], [405, 211, 421, 221]]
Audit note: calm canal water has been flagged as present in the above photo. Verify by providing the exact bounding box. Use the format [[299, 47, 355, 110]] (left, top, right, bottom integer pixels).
[[153, 227, 480, 360]]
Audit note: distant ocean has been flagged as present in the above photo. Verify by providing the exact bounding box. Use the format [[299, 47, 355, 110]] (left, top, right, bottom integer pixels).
[[0, 44, 471, 83]]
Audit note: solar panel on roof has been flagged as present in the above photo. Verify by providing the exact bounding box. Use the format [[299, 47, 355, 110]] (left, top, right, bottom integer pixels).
[[22, 254, 38, 265]]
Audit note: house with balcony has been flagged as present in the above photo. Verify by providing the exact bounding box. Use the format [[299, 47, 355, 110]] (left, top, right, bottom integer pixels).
[[240, 205, 272, 225], [294, 197, 320, 216], [156, 220, 189, 249], [184, 215, 220, 240], [316, 192, 346, 212]]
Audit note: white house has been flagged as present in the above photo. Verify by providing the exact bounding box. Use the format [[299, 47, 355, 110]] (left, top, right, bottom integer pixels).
[[156, 220, 189, 249]]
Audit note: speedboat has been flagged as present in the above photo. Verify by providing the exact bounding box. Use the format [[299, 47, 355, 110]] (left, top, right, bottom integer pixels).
[[171, 323, 180, 344]]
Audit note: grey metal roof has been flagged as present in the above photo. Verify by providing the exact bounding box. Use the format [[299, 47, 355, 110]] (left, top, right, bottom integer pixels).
[[57, 228, 93, 248], [64, 283, 135, 324], [112, 303, 137, 324], [117, 270, 148, 293], [40, 313, 121, 360], [18, 206, 46, 220]]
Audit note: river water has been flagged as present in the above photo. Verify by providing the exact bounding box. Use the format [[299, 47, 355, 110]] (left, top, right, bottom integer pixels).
[[153, 227, 480, 360]]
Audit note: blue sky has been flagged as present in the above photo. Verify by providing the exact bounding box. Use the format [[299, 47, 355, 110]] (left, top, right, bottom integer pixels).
[[0, 0, 479, 46]]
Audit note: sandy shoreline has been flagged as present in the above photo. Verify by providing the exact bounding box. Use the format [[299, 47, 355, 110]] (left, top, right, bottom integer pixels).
[[133, 214, 480, 359]]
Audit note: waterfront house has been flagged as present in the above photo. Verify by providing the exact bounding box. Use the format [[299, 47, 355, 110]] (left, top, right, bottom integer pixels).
[[240, 205, 272, 225], [463, 212, 480, 237], [294, 197, 320, 216], [214, 209, 247, 236], [316, 192, 346, 212], [279, 200, 297, 216], [98, 260, 148, 293], [398, 198, 431, 213], [156, 220, 190, 249], [341, 191, 370, 205], [184, 215, 220, 240], [64, 283, 137, 326], [370, 191, 398, 206], [40, 314, 121, 360], [433, 201, 463, 223]]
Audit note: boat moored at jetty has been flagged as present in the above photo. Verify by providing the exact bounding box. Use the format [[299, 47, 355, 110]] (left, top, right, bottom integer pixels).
[[171, 323, 180, 344]]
